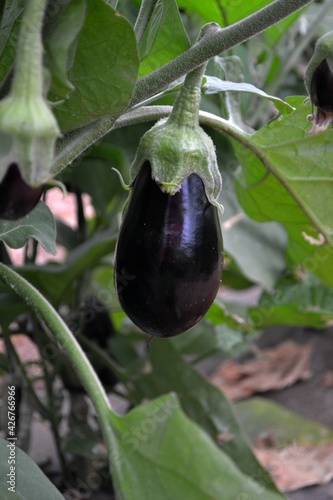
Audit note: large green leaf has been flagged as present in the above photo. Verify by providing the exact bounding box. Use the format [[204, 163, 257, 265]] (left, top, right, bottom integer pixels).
[[51, 0, 139, 133], [249, 273, 333, 329], [45, 0, 86, 99], [234, 98, 333, 287], [133, 341, 281, 496], [176, 0, 272, 27], [0, 201, 56, 254], [13, 229, 117, 306], [0, 437, 63, 499], [139, 0, 190, 78], [0, 0, 25, 83], [236, 397, 333, 447], [110, 393, 283, 500], [221, 178, 287, 289]]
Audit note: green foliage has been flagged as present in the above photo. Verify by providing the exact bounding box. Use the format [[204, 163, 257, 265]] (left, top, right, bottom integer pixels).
[[110, 394, 283, 500], [139, 0, 190, 77], [49, 0, 139, 132], [0, 0, 331, 499], [0, 202, 56, 254], [0, 437, 64, 500]]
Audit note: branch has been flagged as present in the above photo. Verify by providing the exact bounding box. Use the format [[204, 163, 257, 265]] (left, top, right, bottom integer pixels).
[[51, 0, 312, 177], [131, 0, 313, 106]]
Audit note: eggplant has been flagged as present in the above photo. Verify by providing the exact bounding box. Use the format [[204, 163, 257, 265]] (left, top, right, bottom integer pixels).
[[115, 162, 223, 338], [0, 163, 43, 220], [310, 59, 333, 112]]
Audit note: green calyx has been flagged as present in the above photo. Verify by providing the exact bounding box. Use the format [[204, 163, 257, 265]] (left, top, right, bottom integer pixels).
[[0, 95, 60, 185], [130, 52, 223, 212], [0, 0, 60, 186]]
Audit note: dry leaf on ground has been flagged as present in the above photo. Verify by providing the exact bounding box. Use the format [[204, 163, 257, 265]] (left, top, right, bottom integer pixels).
[[210, 340, 314, 401], [256, 443, 333, 492]]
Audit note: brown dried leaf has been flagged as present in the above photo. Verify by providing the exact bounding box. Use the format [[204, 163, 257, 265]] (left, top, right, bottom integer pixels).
[[255, 443, 333, 492], [210, 340, 314, 401]]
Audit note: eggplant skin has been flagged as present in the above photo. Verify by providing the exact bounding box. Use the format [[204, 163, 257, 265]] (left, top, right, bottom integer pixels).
[[310, 59, 333, 112], [115, 162, 223, 338], [0, 163, 43, 220]]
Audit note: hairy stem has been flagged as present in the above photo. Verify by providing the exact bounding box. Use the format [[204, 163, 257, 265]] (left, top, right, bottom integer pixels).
[[52, 0, 312, 177], [11, 0, 47, 99], [131, 0, 313, 106], [0, 264, 115, 456]]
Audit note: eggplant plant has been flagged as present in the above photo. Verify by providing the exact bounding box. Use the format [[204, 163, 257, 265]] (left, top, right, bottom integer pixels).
[[1, 0, 333, 499]]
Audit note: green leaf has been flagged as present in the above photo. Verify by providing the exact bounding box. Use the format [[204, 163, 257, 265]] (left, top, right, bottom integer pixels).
[[45, 0, 86, 99], [0, 201, 56, 254], [0, 0, 25, 83], [172, 321, 252, 361], [176, 0, 272, 27], [171, 300, 254, 361], [221, 179, 287, 289], [61, 143, 128, 214], [133, 341, 281, 496], [247, 99, 333, 241], [52, 0, 139, 133], [15, 229, 117, 306], [236, 397, 333, 447], [139, 0, 190, 78], [213, 56, 254, 133], [0, 285, 27, 328], [204, 76, 295, 114], [249, 273, 333, 329], [234, 98, 333, 287], [0, 437, 63, 499], [110, 394, 283, 500]]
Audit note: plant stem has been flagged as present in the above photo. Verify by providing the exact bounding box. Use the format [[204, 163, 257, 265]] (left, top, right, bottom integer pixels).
[[131, 0, 313, 106], [0, 264, 115, 455], [134, 0, 158, 49], [112, 105, 251, 146], [3, 327, 49, 419], [52, 0, 312, 177], [168, 63, 207, 128], [11, 0, 47, 99]]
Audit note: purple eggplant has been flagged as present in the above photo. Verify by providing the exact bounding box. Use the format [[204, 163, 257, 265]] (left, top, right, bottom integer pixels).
[[0, 163, 43, 220], [115, 162, 223, 338]]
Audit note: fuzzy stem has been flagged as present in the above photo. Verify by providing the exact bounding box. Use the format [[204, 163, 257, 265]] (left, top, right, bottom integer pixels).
[[0, 264, 115, 455], [131, 0, 313, 106], [134, 0, 158, 49], [168, 63, 207, 128], [52, 0, 312, 177], [11, 0, 47, 99], [112, 105, 252, 146]]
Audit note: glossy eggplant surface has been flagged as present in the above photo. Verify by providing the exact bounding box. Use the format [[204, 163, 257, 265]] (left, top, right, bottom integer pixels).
[[310, 59, 333, 111], [0, 163, 43, 220], [115, 162, 223, 338]]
